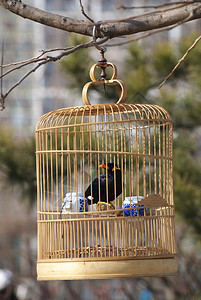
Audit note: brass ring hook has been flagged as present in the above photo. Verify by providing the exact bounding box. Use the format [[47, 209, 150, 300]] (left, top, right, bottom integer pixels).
[[82, 63, 127, 105], [93, 24, 104, 51]]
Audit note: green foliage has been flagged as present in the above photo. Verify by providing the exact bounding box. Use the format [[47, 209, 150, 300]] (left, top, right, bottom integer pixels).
[[152, 41, 185, 79], [174, 134, 201, 233], [0, 128, 36, 206], [126, 43, 148, 70], [178, 33, 201, 87], [60, 33, 201, 234], [124, 44, 151, 101], [149, 34, 201, 234], [155, 90, 201, 129], [122, 34, 201, 234], [61, 34, 93, 90], [125, 65, 151, 101]]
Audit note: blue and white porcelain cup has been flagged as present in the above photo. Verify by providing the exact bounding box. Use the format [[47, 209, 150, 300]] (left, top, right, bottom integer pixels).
[[62, 192, 88, 212], [123, 196, 146, 217]]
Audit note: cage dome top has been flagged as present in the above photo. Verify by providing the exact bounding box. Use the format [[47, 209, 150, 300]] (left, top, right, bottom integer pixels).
[[36, 61, 172, 130], [36, 103, 172, 130]]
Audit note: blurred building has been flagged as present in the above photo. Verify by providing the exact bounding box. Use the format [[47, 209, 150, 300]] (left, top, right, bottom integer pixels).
[[0, 0, 200, 136], [0, 0, 78, 135]]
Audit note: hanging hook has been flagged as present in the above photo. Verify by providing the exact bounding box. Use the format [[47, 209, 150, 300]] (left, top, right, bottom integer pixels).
[[93, 24, 104, 51], [92, 25, 108, 94]]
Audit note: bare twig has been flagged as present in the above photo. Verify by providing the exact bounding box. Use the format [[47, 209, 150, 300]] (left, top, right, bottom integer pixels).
[[99, 2, 192, 25], [0, 37, 108, 104], [3, 61, 48, 100], [1, 43, 3, 93], [118, 1, 198, 10], [1, 42, 5, 111], [1, 46, 77, 80], [78, 0, 95, 24], [159, 34, 201, 88], [2, 52, 45, 69], [1, 57, 45, 79], [2, 46, 76, 69], [48, 36, 108, 61], [39, 46, 75, 55], [0, 41, 105, 81]]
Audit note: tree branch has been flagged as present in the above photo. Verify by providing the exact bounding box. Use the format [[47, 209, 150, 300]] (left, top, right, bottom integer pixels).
[[0, 0, 93, 36], [99, 2, 201, 37], [3, 60, 48, 100], [0, 37, 108, 106], [105, 11, 192, 48], [1, 42, 5, 111], [78, 0, 95, 24], [1, 0, 201, 109], [159, 34, 201, 88], [0, 0, 201, 39], [117, 1, 197, 10]]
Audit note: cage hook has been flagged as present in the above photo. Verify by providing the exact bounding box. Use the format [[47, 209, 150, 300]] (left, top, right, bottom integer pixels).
[[93, 25, 108, 92], [93, 24, 105, 52]]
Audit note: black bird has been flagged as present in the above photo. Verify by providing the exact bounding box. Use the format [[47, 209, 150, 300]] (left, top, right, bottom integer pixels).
[[85, 163, 122, 205]]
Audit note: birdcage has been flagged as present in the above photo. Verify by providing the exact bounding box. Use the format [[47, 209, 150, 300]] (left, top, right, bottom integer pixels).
[[36, 58, 177, 280]]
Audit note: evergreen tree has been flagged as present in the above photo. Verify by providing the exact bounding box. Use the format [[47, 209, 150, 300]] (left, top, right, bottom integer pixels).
[[0, 128, 36, 206], [61, 32, 201, 234]]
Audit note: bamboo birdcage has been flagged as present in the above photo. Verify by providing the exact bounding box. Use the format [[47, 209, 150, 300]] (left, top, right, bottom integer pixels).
[[36, 60, 177, 280]]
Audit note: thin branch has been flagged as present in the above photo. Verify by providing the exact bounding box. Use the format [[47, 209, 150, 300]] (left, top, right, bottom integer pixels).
[[2, 46, 75, 69], [1, 58, 45, 79], [1, 42, 5, 111], [78, 0, 95, 24], [159, 35, 201, 88], [3, 61, 48, 100], [2, 52, 45, 68], [1, 37, 108, 103], [99, 2, 192, 25], [1, 46, 77, 80], [117, 1, 198, 10], [39, 46, 75, 55], [1, 43, 3, 93], [48, 37, 108, 61]]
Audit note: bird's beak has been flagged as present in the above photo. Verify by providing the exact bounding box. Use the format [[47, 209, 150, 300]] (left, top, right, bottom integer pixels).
[[99, 163, 108, 169]]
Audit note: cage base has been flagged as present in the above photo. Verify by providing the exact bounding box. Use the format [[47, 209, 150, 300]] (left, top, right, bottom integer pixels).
[[37, 257, 178, 280]]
